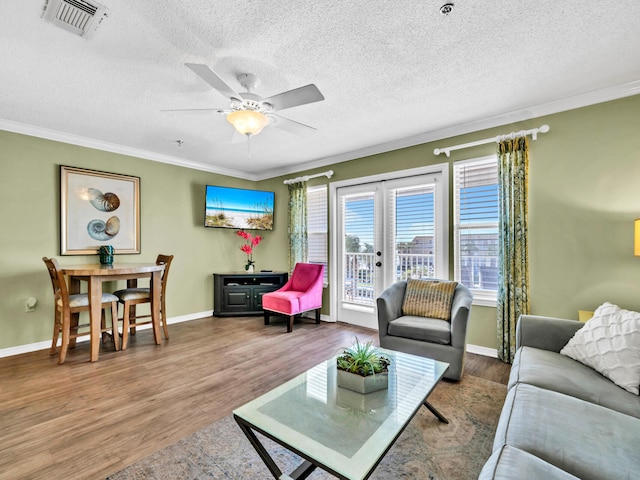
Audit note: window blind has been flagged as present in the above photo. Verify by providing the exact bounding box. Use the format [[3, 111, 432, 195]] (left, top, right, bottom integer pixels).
[[453, 156, 499, 302], [307, 185, 328, 283], [389, 184, 436, 281]]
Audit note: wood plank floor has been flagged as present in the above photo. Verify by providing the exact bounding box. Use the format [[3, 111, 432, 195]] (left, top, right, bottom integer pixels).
[[0, 316, 510, 479]]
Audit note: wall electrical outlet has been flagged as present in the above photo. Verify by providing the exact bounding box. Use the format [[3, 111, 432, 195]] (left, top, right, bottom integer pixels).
[[25, 297, 37, 312]]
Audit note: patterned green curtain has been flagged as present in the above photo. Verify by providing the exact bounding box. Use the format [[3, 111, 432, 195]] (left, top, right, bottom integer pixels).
[[497, 136, 530, 363], [288, 181, 308, 273]]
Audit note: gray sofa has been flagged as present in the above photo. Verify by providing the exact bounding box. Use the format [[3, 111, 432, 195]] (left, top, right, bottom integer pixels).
[[479, 315, 640, 479]]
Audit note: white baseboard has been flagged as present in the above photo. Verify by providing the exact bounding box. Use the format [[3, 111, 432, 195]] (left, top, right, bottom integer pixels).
[[1, 340, 56, 359], [0, 311, 213, 359], [300, 312, 333, 322], [466, 344, 498, 358], [313, 315, 499, 357], [166, 310, 213, 325], [1, 312, 499, 360]]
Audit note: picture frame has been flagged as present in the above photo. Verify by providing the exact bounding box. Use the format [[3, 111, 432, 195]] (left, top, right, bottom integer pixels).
[[60, 165, 140, 255]]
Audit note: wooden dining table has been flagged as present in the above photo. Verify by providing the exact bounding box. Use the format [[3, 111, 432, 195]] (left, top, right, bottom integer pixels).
[[61, 262, 165, 362]]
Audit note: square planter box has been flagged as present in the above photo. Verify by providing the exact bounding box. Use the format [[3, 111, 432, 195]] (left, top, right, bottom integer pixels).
[[336, 386, 388, 412], [337, 369, 388, 394]]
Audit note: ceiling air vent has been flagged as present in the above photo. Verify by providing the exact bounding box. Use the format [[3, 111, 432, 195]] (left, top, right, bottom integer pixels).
[[41, 0, 108, 38]]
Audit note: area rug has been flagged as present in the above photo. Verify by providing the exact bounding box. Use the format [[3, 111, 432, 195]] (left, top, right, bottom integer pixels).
[[107, 375, 506, 479]]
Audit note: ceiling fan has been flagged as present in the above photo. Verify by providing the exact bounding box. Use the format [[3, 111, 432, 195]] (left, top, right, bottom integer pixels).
[[164, 63, 325, 138]]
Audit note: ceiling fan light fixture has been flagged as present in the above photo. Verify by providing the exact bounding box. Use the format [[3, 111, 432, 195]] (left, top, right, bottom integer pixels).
[[227, 110, 269, 136]]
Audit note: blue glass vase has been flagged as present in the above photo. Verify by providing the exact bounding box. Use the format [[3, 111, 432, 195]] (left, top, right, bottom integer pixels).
[[99, 245, 114, 265]]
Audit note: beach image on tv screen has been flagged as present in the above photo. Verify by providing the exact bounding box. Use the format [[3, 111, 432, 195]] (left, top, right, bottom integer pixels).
[[205, 186, 274, 230]]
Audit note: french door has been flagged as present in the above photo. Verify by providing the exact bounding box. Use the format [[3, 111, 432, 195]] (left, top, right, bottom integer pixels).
[[333, 169, 447, 329]]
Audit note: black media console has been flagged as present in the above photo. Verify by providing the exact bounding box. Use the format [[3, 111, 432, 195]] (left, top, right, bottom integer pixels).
[[213, 271, 288, 316]]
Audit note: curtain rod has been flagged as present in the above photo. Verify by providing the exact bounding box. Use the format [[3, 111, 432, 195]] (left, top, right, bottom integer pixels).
[[433, 125, 550, 158], [283, 170, 334, 185]]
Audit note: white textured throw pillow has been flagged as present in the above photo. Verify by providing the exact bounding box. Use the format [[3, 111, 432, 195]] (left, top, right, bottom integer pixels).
[[560, 302, 640, 395]]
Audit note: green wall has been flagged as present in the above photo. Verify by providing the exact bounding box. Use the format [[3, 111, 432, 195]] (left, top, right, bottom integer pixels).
[[0, 131, 289, 350], [264, 94, 640, 349], [2, 94, 640, 352]]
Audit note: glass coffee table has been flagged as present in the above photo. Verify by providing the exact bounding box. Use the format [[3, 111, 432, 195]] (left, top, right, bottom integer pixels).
[[233, 349, 449, 479]]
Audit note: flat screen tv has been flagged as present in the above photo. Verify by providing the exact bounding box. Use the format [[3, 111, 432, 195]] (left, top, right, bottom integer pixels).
[[204, 185, 274, 230]]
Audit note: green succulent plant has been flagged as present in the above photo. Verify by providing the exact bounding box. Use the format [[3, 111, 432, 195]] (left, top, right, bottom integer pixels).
[[337, 338, 390, 377]]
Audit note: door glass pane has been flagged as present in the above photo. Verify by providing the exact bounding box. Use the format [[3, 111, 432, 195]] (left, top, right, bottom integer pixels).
[[342, 192, 375, 306], [393, 185, 436, 282]]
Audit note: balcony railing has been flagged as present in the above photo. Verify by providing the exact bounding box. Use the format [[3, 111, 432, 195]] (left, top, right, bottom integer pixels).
[[459, 255, 498, 291], [342, 253, 437, 305], [343, 253, 375, 305], [342, 252, 499, 306], [395, 253, 435, 281]]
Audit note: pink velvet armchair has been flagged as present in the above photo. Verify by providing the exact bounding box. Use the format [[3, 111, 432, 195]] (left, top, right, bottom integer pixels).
[[262, 263, 325, 333]]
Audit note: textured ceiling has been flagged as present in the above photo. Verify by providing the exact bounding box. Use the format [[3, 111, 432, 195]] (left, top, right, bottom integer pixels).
[[1, 1, 640, 180]]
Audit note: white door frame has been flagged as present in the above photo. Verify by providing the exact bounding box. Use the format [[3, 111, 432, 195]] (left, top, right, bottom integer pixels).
[[329, 163, 449, 325]]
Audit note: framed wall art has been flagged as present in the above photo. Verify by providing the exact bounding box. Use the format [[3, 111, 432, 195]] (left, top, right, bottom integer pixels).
[[60, 165, 140, 255]]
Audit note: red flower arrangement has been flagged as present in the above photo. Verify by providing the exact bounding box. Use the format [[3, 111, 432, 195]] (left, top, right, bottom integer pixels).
[[236, 230, 263, 271]]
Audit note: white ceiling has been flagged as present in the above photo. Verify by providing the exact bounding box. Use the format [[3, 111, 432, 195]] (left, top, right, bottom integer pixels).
[[1, 1, 640, 180]]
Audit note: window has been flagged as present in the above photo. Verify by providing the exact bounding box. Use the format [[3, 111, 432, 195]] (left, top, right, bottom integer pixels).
[[307, 185, 328, 284], [453, 156, 499, 305]]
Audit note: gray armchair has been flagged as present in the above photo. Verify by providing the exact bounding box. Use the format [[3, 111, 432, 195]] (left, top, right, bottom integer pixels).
[[377, 280, 473, 381]]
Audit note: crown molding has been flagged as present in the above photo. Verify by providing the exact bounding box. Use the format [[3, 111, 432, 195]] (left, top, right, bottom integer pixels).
[[3, 79, 639, 183], [0, 119, 255, 180], [254, 79, 640, 180]]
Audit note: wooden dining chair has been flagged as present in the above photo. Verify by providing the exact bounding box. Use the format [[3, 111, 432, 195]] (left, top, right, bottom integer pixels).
[[43, 257, 120, 364], [114, 254, 173, 350]]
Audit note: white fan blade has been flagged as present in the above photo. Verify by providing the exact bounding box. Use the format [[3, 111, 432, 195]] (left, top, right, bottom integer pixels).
[[160, 108, 229, 115], [270, 114, 317, 137], [185, 63, 243, 100], [262, 84, 324, 111]]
